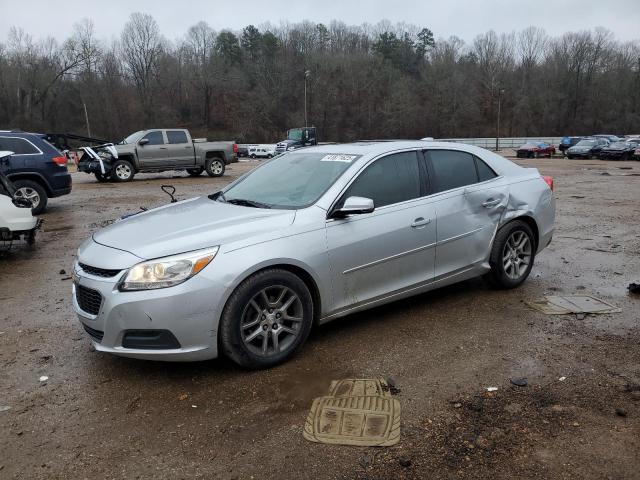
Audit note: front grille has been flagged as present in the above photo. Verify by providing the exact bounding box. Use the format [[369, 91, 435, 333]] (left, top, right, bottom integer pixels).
[[76, 285, 103, 315], [82, 323, 104, 342], [79, 263, 121, 278]]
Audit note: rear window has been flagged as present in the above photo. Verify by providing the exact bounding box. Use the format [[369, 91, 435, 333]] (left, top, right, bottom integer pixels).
[[0, 137, 41, 155], [166, 130, 188, 144], [427, 150, 478, 192]]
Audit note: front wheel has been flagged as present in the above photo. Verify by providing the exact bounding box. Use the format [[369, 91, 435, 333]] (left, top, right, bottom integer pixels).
[[187, 167, 204, 177], [219, 269, 314, 369], [94, 172, 111, 182], [486, 220, 535, 289], [205, 157, 225, 177], [111, 159, 135, 182]]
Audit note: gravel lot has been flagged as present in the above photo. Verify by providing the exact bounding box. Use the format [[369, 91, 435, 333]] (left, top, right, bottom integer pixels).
[[1, 155, 639, 479]]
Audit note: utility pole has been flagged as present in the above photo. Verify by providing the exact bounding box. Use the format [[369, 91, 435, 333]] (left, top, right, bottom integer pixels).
[[304, 70, 311, 127], [82, 98, 91, 137], [496, 88, 505, 151]]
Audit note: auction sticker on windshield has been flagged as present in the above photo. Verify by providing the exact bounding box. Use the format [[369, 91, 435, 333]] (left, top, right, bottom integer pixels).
[[321, 154, 357, 163]]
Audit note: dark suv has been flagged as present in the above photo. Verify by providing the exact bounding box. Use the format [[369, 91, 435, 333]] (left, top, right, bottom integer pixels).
[[0, 131, 72, 214]]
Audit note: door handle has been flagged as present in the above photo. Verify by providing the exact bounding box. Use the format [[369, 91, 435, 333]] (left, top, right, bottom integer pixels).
[[411, 217, 431, 228], [159, 147, 167, 150], [482, 198, 501, 208]]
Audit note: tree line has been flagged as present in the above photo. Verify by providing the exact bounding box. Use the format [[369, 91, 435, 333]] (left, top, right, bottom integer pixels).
[[1, 14, 639, 144]]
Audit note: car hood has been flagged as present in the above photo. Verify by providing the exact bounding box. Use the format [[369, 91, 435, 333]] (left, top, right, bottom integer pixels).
[[92, 196, 296, 259]]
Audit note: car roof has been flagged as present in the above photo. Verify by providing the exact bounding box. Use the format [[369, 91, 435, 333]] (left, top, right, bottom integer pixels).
[[291, 140, 523, 176]]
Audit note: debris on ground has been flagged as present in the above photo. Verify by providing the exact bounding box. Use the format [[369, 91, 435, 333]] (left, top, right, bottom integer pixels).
[[486, 387, 498, 392], [526, 295, 621, 315], [59, 269, 66, 275], [38, 376, 48, 382], [559, 376, 567, 381], [304, 379, 401, 446], [510, 378, 528, 387], [178, 393, 188, 401], [0, 406, 11, 413], [628, 283, 640, 294], [615, 408, 628, 417]]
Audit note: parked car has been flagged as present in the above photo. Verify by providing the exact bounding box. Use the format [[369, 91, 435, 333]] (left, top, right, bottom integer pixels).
[[0, 151, 41, 248], [516, 142, 556, 158], [634, 145, 640, 160], [597, 140, 639, 160], [73, 141, 555, 368], [593, 134, 621, 143], [559, 136, 582, 155], [566, 138, 609, 159], [0, 131, 72, 214], [76, 129, 237, 182], [237, 144, 257, 158], [248, 145, 276, 159]]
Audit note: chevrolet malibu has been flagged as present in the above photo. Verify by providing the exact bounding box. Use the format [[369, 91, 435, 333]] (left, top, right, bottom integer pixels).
[[73, 141, 555, 369]]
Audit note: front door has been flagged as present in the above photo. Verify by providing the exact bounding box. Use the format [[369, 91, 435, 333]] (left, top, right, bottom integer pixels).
[[326, 151, 436, 312], [137, 130, 169, 168]]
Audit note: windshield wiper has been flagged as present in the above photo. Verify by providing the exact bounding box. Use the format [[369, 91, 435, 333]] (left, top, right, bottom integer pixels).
[[226, 198, 272, 209]]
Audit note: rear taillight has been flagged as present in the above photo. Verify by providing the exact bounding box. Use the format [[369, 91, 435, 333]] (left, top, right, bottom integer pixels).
[[542, 175, 554, 191], [233, 143, 238, 154], [52, 155, 67, 166]]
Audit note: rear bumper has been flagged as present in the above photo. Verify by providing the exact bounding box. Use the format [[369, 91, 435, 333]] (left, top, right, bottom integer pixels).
[[49, 171, 72, 197]]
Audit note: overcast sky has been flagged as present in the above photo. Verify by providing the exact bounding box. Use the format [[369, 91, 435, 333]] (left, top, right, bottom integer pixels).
[[1, 0, 639, 44]]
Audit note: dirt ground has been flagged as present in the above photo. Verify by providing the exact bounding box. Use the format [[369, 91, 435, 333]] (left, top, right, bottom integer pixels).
[[1, 154, 639, 479]]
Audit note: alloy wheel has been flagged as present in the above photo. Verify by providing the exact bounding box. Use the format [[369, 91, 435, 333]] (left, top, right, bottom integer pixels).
[[502, 230, 532, 280], [240, 285, 303, 357], [211, 160, 223, 175], [14, 187, 40, 209], [115, 163, 132, 180]]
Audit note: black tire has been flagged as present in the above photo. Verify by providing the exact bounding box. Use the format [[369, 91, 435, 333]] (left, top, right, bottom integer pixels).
[[567, 155, 574, 160], [205, 157, 225, 177], [12, 179, 48, 215], [485, 220, 536, 289], [250, 154, 256, 159], [187, 168, 204, 177], [94, 172, 111, 182], [111, 159, 135, 182], [219, 269, 314, 369]]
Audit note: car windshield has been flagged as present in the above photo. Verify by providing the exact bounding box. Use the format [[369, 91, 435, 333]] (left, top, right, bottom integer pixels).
[[609, 142, 628, 148], [521, 143, 538, 148], [121, 131, 145, 144], [220, 151, 358, 209], [576, 140, 597, 146]]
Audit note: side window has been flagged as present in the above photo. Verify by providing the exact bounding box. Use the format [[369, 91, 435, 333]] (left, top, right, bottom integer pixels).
[[0, 137, 40, 155], [427, 150, 478, 193], [142, 131, 164, 145], [166, 130, 188, 144], [475, 157, 497, 182], [344, 151, 421, 208]]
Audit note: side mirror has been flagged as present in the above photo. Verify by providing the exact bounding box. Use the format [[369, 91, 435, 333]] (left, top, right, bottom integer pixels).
[[138, 138, 149, 146], [332, 196, 374, 218]]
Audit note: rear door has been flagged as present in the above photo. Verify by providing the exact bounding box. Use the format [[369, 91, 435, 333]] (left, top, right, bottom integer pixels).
[[165, 130, 195, 166], [137, 130, 169, 168], [325, 151, 437, 312], [424, 149, 508, 278]]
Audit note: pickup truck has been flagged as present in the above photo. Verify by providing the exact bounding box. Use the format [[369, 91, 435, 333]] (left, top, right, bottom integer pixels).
[[77, 129, 237, 182]]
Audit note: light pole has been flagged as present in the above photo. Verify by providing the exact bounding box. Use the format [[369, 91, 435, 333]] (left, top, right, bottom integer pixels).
[[304, 70, 311, 127], [496, 88, 505, 151]]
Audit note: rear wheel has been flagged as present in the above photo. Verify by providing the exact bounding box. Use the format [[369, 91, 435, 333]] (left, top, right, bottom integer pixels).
[[111, 159, 135, 182], [12, 180, 48, 215], [187, 167, 204, 177], [486, 220, 535, 289], [205, 157, 225, 177], [219, 269, 314, 369]]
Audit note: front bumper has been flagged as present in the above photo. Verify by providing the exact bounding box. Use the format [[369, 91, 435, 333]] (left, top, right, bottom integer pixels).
[[72, 262, 225, 361]]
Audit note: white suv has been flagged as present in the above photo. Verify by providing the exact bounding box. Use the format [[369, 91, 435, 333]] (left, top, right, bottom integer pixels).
[[248, 145, 275, 159]]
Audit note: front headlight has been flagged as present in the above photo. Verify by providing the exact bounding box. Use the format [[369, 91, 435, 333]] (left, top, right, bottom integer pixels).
[[119, 246, 219, 291]]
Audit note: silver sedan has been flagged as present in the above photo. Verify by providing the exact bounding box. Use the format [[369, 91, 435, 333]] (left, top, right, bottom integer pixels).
[[72, 141, 555, 368]]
